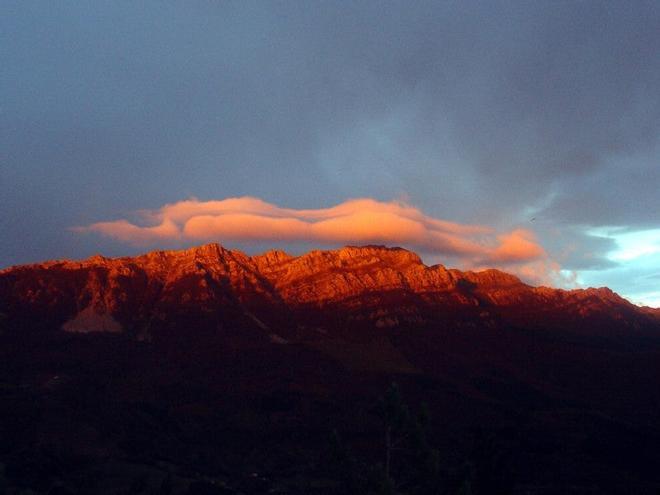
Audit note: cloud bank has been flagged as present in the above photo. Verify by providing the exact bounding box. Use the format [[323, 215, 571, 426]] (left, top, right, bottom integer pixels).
[[75, 197, 548, 270]]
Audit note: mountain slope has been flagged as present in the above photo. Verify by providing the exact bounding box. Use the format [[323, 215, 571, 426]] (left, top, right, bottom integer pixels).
[[2, 244, 660, 493]]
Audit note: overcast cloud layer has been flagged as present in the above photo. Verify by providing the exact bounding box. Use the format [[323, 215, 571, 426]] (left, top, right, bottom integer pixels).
[[2, 2, 660, 304]]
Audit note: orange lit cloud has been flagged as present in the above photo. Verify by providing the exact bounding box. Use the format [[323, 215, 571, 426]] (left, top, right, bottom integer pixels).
[[74, 197, 547, 266], [489, 229, 546, 263]]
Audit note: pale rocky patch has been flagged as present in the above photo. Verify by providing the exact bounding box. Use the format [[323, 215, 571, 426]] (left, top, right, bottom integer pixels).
[[62, 306, 123, 333]]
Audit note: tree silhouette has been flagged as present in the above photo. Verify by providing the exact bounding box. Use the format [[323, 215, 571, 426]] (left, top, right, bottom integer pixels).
[[327, 428, 362, 494], [458, 429, 513, 495], [375, 382, 411, 484], [329, 383, 513, 494], [368, 383, 444, 494]]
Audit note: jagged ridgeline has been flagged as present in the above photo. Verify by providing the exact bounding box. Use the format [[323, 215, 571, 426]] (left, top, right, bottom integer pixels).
[[0, 244, 660, 343], [1, 243, 659, 342]]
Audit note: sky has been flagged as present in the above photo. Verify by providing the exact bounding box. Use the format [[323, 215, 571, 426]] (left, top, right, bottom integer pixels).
[[2, 1, 660, 306]]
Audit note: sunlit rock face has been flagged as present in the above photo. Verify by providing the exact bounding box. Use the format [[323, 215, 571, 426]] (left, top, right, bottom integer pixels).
[[0, 243, 658, 339]]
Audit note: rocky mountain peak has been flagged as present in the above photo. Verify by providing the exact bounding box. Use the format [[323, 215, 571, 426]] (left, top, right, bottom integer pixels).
[[462, 269, 525, 288], [253, 249, 294, 269], [335, 245, 423, 264]]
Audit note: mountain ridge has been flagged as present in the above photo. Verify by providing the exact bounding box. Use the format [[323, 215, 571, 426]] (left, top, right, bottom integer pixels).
[[1, 243, 657, 341], [0, 242, 622, 299]]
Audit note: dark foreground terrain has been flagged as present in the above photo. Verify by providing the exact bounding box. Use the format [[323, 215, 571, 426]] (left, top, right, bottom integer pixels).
[[1, 244, 660, 494]]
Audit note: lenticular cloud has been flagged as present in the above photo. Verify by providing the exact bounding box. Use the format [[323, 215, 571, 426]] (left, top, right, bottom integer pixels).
[[74, 197, 546, 266]]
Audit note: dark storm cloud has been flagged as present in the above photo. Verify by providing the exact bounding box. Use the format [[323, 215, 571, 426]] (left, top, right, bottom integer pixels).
[[2, 0, 660, 297], [544, 145, 660, 228]]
